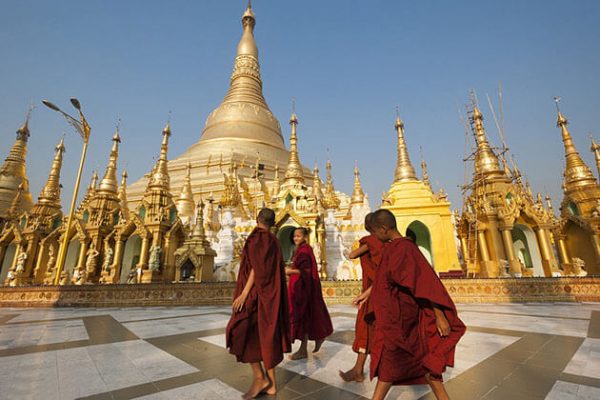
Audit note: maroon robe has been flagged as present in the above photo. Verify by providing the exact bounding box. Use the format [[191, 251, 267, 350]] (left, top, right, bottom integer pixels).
[[353, 235, 384, 353], [288, 243, 333, 341], [370, 238, 466, 385], [226, 227, 291, 369]]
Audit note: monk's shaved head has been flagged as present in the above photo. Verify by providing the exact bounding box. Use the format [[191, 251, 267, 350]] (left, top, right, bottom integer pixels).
[[372, 209, 397, 230], [364, 213, 374, 231], [257, 208, 276, 228]]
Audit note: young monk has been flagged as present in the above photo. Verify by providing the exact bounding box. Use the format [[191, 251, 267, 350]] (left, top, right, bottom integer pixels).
[[339, 213, 383, 382], [354, 209, 466, 400], [226, 208, 291, 399], [285, 227, 333, 360]]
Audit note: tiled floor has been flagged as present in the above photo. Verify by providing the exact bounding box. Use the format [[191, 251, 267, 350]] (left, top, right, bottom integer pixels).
[[0, 303, 598, 400]]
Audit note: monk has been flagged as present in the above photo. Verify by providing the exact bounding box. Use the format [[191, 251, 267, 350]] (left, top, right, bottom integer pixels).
[[285, 227, 333, 360], [354, 209, 466, 400], [226, 208, 291, 399], [339, 213, 383, 382]]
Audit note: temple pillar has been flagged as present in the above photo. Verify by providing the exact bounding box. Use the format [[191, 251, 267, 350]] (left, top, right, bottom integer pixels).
[[590, 234, 600, 274], [476, 229, 496, 277], [73, 240, 89, 284], [33, 241, 46, 283], [557, 235, 572, 274], [534, 228, 556, 277], [105, 239, 124, 283], [500, 227, 522, 277]]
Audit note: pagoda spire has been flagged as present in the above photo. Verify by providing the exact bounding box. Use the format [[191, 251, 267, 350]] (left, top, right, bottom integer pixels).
[[176, 162, 195, 220], [590, 137, 600, 182], [312, 162, 323, 201], [118, 169, 128, 213], [200, 2, 284, 147], [0, 115, 34, 217], [284, 112, 305, 186], [35, 137, 66, 211], [97, 128, 121, 195], [421, 157, 432, 189], [393, 112, 417, 182], [351, 163, 365, 205], [147, 123, 171, 191], [554, 101, 596, 192], [469, 97, 505, 179], [321, 160, 340, 210], [223, 2, 266, 109]]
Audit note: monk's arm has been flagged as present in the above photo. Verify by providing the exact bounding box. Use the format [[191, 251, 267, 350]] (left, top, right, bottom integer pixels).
[[349, 244, 369, 259], [232, 268, 255, 312], [285, 267, 300, 275], [352, 286, 372, 309], [430, 302, 450, 337]]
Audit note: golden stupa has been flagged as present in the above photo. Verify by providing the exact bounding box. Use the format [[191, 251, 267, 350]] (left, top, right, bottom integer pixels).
[[127, 3, 312, 206]]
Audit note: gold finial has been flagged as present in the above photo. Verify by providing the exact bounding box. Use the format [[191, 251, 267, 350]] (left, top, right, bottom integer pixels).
[[147, 122, 172, 191], [283, 110, 305, 186], [97, 125, 121, 195], [312, 161, 322, 195], [118, 169, 128, 213], [8, 183, 24, 218], [554, 100, 596, 192], [591, 135, 600, 181], [420, 154, 431, 189], [393, 110, 417, 182], [351, 162, 365, 205], [35, 137, 66, 210], [545, 194, 554, 214], [468, 97, 505, 179], [176, 162, 195, 219], [191, 199, 208, 239], [321, 159, 340, 210]]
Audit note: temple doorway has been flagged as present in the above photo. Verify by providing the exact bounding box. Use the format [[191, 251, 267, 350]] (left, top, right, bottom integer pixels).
[[406, 220, 433, 266], [180, 259, 195, 281], [64, 240, 81, 276], [120, 235, 142, 283], [511, 224, 543, 277], [0, 244, 16, 282]]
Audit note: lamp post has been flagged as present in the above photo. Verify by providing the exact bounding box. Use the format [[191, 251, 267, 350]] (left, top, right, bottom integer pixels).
[[42, 98, 91, 285]]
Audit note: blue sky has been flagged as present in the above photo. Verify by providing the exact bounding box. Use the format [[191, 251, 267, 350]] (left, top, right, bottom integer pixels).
[[1, 0, 599, 211]]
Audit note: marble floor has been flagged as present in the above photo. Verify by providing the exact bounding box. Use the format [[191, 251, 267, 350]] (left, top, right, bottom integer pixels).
[[0, 303, 598, 400]]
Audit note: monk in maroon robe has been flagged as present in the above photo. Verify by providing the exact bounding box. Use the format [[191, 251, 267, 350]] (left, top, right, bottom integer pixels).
[[285, 227, 333, 360], [226, 208, 291, 399], [354, 209, 466, 400], [340, 213, 384, 382]]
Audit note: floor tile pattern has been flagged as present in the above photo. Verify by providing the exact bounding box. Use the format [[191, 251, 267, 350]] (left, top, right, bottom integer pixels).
[[0, 303, 598, 399]]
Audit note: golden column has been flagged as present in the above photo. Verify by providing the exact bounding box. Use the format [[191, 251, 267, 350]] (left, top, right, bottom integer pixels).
[[43, 99, 91, 285], [476, 228, 492, 276], [500, 226, 521, 276]]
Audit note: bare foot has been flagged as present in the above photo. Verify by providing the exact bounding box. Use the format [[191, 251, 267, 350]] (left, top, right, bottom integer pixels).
[[242, 377, 270, 399], [339, 368, 365, 382], [288, 349, 308, 360], [264, 384, 277, 395], [313, 338, 325, 353]]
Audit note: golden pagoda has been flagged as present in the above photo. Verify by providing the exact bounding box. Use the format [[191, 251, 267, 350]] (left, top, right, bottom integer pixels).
[[381, 113, 461, 275], [456, 97, 560, 277], [1, 137, 65, 285], [126, 2, 312, 205], [555, 104, 600, 275], [0, 3, 368, 286], [0, 116, 34, 221]]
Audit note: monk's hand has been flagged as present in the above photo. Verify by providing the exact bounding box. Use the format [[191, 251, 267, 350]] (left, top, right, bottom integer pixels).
[[232, 293, 247, 313], [285, 267, 293, 275], [352, 288, 371, 309], [434, 310, 450, 337]]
